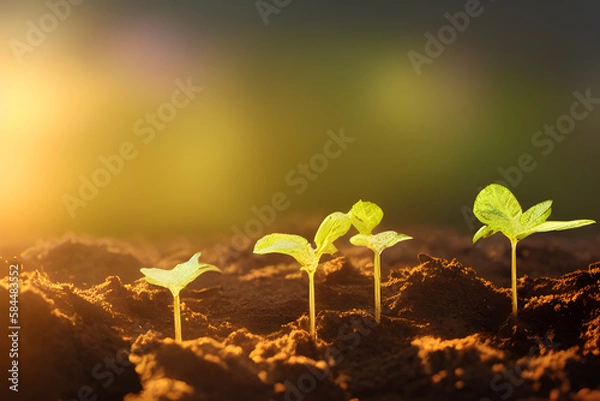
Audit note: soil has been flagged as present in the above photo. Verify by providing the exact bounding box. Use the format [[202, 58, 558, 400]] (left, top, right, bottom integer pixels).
[[1, 225, 600, 401]]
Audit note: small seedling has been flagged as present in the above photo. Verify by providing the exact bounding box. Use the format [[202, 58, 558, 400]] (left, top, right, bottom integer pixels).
[[253, 211, 351, 339], [348, 200, 412, 323], [140, 252, 221, 342], [472, 183, 595, 318]]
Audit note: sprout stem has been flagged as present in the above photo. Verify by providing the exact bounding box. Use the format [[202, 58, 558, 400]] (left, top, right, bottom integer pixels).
[[307, 270, 316, 339], [510, 239, 518, 318], [174, 294, 182, 342], [374, 251, 382, 323]]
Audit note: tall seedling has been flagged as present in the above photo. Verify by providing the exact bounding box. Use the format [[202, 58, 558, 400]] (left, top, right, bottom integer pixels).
[[472, 184, 595, 318], [254, 212, 351, 339], [349, 200, 412, 323]]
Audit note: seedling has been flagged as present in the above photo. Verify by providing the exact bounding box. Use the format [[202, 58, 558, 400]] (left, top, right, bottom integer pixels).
[[140, 252, 221, 342], [253, 211, 351, 339], [472, 183, 595, 318], [348, 200, 412, 323]]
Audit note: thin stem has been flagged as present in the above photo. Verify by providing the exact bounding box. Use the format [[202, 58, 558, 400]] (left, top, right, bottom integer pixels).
[[510, 239, 518, 318], [374, 251, 382, 323], [174, 294, 182, 342], [308, 271, 316, 339]]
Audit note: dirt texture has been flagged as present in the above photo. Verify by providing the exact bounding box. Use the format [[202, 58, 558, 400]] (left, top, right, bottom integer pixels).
[[1, 226, 599, 401]]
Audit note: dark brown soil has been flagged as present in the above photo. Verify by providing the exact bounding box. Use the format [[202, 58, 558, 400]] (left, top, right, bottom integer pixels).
[[1, 226, 599, 401]]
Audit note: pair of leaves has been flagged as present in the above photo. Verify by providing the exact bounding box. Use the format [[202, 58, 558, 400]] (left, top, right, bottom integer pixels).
[[140, 252, 222, 297], [253, 212, 351, 273], [349, 200, 412, 254], [473, 184, 595, 243], [350, 231, 413, 254]]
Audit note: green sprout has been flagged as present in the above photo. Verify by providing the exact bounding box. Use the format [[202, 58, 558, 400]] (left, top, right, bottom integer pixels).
[[140, 252, 222, 342], [472, 183, 595, 318], [348, 200, 412, 323], [253, 211, 351, 339]]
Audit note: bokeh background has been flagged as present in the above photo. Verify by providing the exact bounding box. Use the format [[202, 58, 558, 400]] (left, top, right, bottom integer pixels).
[[1, 0, 599, 246]]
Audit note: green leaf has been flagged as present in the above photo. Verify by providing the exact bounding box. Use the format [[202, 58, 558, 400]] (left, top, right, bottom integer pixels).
[[350, 230, 412, 254], [349, 200, 383, 235], [140, 252, 222, 297], [314, 212, 352, 256], [520, 200, 552, 228], [473, 184, 522, 237], [473, 184, 596, 241], [472, 225, 497, 243], [373, 230, 412, 251], [253, 233, 315, 266], [516, 219, 596, 240]]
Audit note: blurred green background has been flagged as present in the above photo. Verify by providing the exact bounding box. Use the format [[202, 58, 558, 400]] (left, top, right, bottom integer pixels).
[[1, 1, 598, 245]]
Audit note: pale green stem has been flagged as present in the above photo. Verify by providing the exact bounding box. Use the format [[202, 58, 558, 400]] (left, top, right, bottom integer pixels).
[[307, 270, 316, 339], [510, 239, 518, 318], [174, 294, 182, 342], [374, 251, 382, 323]]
